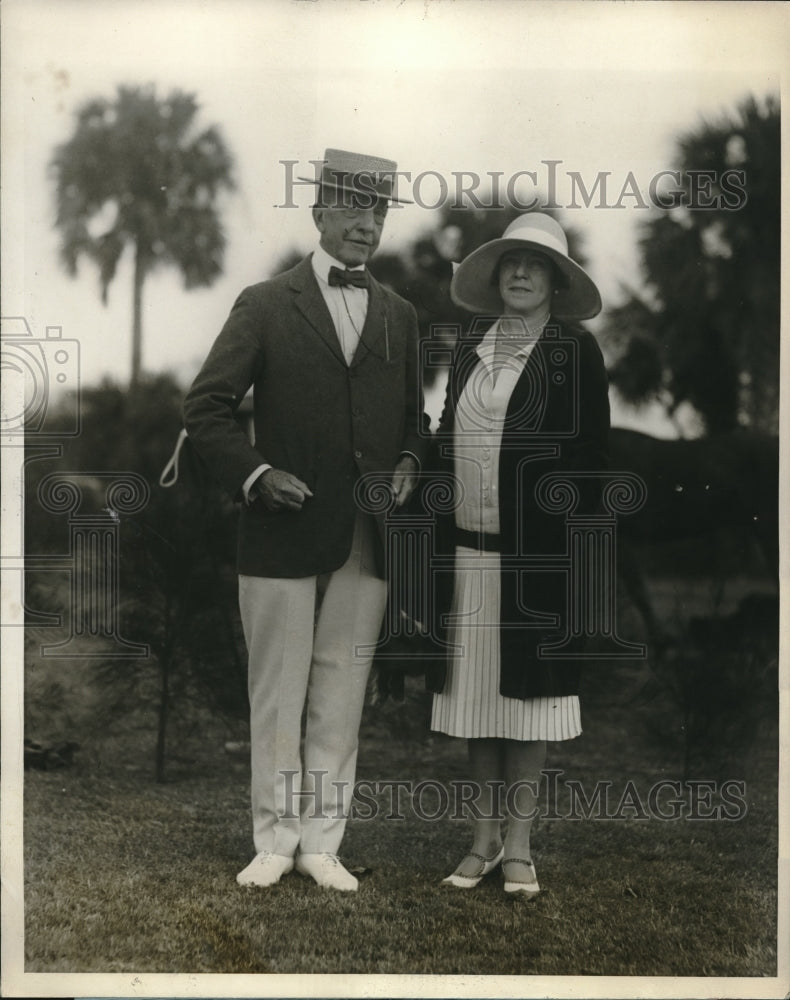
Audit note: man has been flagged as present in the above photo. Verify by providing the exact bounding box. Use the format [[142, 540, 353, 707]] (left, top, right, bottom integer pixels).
[[183, 149, 426, 891]]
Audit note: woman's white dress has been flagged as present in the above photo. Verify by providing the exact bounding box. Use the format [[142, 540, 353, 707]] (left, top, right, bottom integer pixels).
[[430, 320, 582, 742]]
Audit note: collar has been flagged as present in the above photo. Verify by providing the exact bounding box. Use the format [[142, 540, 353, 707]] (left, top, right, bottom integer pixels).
[[312, 245, 366, 285], [475, 320, 499, 360], [475, 318, 540, 363]]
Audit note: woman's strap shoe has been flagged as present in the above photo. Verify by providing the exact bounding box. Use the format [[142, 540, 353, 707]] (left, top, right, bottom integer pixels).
[[441, 846, 504, 888], [502, 857, 540, 897]]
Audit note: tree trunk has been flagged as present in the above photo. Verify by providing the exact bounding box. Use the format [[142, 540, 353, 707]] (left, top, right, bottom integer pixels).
[[131, 245, 145, 387]]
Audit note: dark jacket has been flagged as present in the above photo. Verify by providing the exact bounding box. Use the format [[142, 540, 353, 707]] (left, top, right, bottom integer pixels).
[[426, 316, 610, 699], [183, 255, 427, 579]]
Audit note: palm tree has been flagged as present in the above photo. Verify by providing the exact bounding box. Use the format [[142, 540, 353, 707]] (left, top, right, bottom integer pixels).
[[51, 84, 236, 385], [603, 93, 780, 434]]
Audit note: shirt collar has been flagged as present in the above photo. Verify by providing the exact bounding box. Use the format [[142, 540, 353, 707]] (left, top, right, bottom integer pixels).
[[312, 244, 366, 285], [475, 320, 500, 360]]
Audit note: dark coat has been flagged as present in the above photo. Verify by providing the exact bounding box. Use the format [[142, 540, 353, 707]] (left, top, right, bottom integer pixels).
[[426, 316, 610, 699], [183, 255, 427, 579]]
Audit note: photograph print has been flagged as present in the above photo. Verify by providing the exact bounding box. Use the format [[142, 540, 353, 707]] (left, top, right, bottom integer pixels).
[[1, 2, 786, 999]]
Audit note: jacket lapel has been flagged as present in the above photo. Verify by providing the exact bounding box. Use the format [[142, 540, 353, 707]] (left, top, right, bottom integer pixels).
[[442, 321, 495, 432], [290, 256, 346, 366], [506, 326, 550, 432]]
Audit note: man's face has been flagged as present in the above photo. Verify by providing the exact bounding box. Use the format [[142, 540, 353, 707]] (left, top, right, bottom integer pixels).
[[313, 191, 388, 267]]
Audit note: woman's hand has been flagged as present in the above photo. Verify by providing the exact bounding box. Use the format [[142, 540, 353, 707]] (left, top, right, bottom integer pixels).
[[391, 455, 418, 507]]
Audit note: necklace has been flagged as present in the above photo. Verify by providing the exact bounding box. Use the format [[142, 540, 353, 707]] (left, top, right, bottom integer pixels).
[[498, 312, 548, 342], [491, 316, 543, 386]]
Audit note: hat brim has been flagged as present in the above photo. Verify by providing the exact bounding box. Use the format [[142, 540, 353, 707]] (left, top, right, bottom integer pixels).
[[450, 236, 602, 319], [297, 176, 413, 205]]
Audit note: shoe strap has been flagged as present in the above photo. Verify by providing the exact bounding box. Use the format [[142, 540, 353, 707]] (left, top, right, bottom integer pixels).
[[458, 849, 502, 877], [503, 857, 535, 867], [469, 851, 494, 864]]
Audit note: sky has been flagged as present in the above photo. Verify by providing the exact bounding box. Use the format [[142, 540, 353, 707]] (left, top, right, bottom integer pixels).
[[2, 0, 786, 430]]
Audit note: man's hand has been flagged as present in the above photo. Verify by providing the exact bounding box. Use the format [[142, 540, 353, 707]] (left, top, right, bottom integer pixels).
[[252, 469, 313, 511], [391, 455, 418, 508]]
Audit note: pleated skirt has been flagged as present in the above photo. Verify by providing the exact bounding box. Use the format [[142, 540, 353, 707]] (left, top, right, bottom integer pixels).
[[430, 546, 582, 741]]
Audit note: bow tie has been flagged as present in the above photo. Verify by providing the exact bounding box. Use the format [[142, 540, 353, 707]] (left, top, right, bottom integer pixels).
[[328, 265, 369, 289]]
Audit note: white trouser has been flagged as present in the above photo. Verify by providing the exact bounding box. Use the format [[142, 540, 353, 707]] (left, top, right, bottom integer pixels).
[[238, 514, 387, 857]]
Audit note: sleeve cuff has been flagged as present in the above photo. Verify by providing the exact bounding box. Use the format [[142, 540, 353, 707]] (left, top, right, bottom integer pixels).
[[242, 464, 271, 504]]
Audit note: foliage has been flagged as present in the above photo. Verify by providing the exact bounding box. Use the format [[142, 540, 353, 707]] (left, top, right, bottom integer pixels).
[[24, 377, 246, 781], [604, 94, 780, 433], [638, 594, 779, 781], [119, 455, 246, 780], [51, 84, 236, 385]]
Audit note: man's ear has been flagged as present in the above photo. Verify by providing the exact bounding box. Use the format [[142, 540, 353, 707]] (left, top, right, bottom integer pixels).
[[312, 206, 325, 232]]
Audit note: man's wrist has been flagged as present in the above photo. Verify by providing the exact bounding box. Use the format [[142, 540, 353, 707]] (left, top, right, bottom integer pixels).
[[242, 463, 272, 504]]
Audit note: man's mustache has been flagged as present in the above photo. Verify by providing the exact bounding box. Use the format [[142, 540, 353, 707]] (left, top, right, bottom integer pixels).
[[343, 231, 374, 244]]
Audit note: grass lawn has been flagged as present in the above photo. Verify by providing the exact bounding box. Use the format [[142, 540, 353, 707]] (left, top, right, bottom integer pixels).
[[22, 636, 779, 980]]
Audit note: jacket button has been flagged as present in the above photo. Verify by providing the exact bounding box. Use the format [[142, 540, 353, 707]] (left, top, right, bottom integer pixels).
[[354, 450, 362, 459]]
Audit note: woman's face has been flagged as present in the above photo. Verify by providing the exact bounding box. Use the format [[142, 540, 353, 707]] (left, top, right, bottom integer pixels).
[[498, 249, 555, 319]]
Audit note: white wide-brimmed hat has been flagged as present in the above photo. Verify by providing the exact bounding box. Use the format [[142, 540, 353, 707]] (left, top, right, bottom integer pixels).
[[450, 213, 602, 319]]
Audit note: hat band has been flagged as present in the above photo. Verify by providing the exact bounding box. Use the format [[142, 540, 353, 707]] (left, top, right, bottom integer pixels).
[[321, 167, 394, 200], [503, 228, 567, 258]]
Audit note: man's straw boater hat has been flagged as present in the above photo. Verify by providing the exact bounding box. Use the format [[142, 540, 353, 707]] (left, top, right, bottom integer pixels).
[[450, 213, 602, 319], [300, 147, 412, 204]]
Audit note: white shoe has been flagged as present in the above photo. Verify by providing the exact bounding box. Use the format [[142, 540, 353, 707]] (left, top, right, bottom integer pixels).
[[442, 846, 504, 888], [502, 857, 540, 897], [295, 853, 359, 892], [236, 850, 294, 887]]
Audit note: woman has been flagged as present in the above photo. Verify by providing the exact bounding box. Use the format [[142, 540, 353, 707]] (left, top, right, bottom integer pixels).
[[428, 213, 609, 896]]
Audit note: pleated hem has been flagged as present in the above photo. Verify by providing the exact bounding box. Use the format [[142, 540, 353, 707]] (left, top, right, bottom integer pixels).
[[430, 545, 582, 742]]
